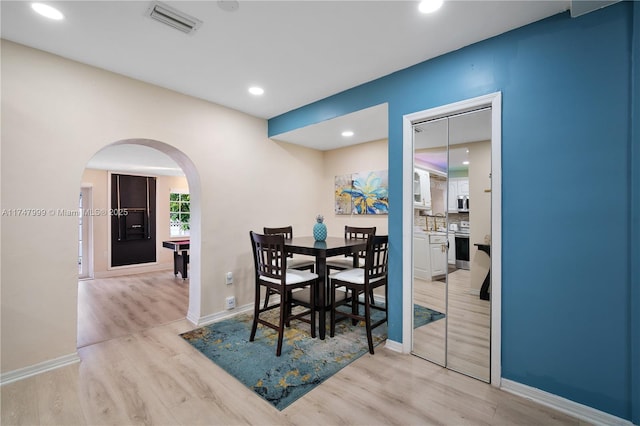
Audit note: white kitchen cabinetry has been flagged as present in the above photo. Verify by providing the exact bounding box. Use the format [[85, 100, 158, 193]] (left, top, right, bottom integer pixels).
[[448, 234, 456, 265], [413, 232, 430, 280], [415, 231, 448, 280], [457, 179, 469, 196], [429, 234, 447, 277], [448, 181, 457, 212], [414, 169, 432, 210], [447, 177, 469, 212]]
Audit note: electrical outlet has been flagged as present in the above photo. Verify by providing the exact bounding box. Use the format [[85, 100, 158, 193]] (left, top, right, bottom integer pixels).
[[226, 271, 233, 285], [225, 296, 236, 310]]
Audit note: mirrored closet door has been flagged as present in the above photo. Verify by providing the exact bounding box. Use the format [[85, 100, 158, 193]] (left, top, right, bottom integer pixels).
[[411, 108, 492, 382]]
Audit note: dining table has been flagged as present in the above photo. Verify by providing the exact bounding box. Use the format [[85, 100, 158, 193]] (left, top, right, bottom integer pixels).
[[285, 236, 367, 339]]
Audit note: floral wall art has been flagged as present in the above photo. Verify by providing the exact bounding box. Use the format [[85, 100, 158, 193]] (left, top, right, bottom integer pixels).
[[335, 170, 389, 215]]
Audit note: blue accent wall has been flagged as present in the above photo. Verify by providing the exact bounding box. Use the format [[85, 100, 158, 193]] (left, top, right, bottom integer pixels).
[[269, 3, 638, 422], [630, 4, 640, 425]]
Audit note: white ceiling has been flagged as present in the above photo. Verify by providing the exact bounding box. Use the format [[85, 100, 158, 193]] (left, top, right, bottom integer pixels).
[[1, 0, 569, 120], [1, 0, 570, 173], [272, 103, 389, 150], [86, 144, 185, 176]]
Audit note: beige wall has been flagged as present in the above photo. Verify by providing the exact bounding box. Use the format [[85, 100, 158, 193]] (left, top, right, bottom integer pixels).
[[80, 169, 189, 276], [468, 140, 491, 291], [320, 139, 389, 237], [0, 40, 326, 373]]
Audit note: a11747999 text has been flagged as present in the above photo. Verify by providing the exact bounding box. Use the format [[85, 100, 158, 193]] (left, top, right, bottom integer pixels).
[[1, 208, 129, 217]]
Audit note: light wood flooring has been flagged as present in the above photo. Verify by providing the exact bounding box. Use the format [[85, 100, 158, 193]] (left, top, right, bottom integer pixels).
[[77, 270, 189, 347], [1, 271, 585, 425], [413, 268, 491, 382]]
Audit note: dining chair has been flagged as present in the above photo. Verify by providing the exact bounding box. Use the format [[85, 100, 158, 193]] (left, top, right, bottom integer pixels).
[[326, 225, 376, 305], [329, 235, 389, 354], [262, 226, 315, 309], [249, 231, 317, 356], [326, 225, 376, 272]]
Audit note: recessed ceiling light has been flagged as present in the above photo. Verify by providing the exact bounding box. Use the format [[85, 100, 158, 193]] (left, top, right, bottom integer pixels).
[[418, 0, 443, 14], [248, 86, 264, 96], [341, 131, 354, 137], [463, 161, 470, 165], [31, 2, 64, 20], [217, 0, 239, 12]]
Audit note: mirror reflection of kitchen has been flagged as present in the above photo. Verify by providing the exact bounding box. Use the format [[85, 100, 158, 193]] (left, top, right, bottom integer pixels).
[[412, 108, 491, 382]]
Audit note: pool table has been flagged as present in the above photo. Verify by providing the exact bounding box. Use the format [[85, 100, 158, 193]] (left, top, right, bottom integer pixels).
[[162, 239, 190, 279]]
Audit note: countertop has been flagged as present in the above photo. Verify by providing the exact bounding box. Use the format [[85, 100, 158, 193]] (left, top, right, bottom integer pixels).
[[414, 227, 447, 236]]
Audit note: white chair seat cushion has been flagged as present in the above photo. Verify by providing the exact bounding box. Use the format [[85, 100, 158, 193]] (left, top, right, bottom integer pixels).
[[330, 268, 384, 285], [261, 269, 318, 285], [288, 255, 315, 269], [326, 257, 365, 269]]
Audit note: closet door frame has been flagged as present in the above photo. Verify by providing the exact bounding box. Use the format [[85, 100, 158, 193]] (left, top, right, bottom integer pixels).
[[401, 92, 502, 386]]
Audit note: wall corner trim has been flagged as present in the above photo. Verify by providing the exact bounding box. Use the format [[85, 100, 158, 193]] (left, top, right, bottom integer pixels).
[[501, 378, 633, 426], [0, 352, 81, 386]]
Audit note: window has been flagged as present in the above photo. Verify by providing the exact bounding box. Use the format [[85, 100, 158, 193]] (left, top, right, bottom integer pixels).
[[170, 192, 190, 237]]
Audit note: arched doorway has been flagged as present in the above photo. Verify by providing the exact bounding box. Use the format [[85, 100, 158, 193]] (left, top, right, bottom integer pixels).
[[77, 139, 201, 347]]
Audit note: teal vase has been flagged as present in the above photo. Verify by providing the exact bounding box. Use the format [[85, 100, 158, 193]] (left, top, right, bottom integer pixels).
[[313, 222, 327, 242]]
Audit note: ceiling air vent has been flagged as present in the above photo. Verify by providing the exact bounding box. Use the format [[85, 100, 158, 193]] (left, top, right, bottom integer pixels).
[[146, 1, 202, 34]]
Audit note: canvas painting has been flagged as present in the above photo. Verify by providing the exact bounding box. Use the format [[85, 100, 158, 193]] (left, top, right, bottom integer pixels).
[[335, 170, 389, 215]]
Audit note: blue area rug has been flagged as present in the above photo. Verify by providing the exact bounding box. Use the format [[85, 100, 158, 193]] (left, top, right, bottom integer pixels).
[[414, 304, 445, 329], [181, 303, 444, 410]]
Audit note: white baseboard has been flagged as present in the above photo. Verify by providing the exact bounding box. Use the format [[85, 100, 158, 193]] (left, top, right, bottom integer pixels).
[[501, 379, 633, 426], [94, 263, 173, 278], [190, 302, 254, 327], [1, 352, 81, 386], [384, 339, 404, 353], [186, 309, 201, 325]]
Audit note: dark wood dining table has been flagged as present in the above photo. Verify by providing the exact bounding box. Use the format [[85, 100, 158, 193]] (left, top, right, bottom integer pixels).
[[285, 236, 367, 339]]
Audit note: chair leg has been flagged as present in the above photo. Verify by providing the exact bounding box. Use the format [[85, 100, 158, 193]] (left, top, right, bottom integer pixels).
[[250, 283, 261, 342], [351, 288, 359, 326], [276, 290, 287, 356], [310, 283, 316, 338], [330, 280, 336, 338], [285, 290, 292, 327], [364, 287, 374, 354]]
